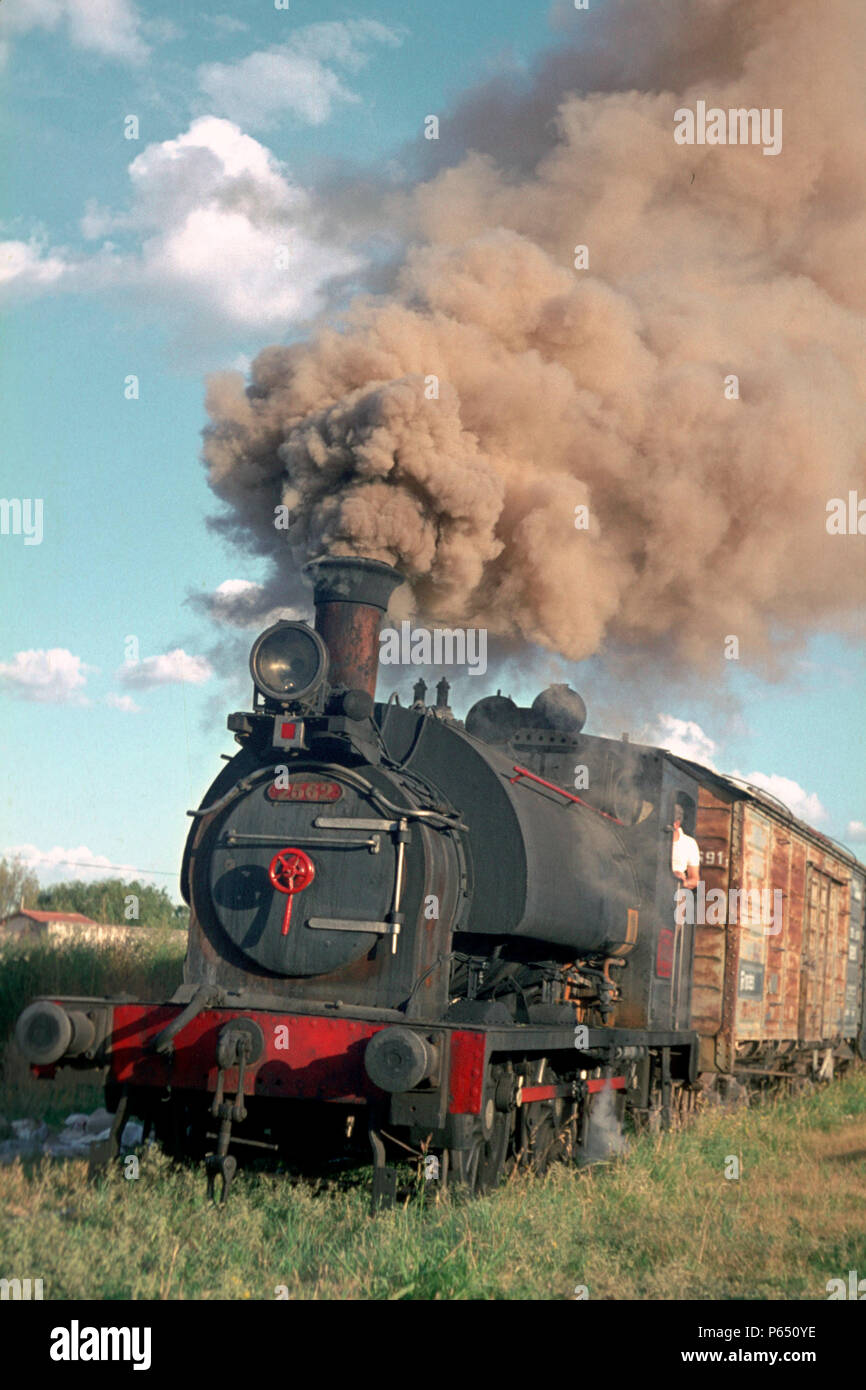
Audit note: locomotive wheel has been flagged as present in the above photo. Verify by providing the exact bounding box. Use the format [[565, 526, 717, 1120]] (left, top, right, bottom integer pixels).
[[449, 1108, 512, 1195], [450, 1106, 511, 1195], [525, 1110, 568, 1175], [513, 1063, 577, 1175], [448, 1065, 515, 1195], [475, 1107, 512, 1192]]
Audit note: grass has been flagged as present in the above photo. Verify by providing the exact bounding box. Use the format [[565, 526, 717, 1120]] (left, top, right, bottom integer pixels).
[[1, 1069, 865, 1300], [0, 931, 186, 1042], [2, 935, 864, 1300]]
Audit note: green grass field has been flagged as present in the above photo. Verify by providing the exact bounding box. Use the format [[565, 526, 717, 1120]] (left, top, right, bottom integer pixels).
[[1, 1072, 865, 1300], [1, 936, 865, 1300]]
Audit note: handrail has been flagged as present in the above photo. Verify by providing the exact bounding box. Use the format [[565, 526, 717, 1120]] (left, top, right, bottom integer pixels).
[[509, 765, 624, 825]]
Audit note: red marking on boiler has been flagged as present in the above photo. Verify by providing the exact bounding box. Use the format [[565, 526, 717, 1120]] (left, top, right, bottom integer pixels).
[[509, 765, 624, 824], [267, 780, 342, 802]]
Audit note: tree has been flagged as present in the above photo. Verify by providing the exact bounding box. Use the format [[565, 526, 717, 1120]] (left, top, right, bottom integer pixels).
[[37, 878, 188, 929], [0, 856, 41, 918]]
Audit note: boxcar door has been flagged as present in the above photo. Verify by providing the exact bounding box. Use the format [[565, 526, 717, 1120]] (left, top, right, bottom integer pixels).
[[800, 867, 830, 1042]]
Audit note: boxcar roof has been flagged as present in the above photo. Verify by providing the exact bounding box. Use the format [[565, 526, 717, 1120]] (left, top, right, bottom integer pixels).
[[664, 752, 866, 876]]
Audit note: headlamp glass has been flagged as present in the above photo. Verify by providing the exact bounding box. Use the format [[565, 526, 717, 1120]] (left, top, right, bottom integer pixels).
[[249, 622, 327, 703]]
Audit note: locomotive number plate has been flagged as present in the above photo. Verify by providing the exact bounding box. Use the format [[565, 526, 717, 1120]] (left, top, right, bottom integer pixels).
[[267, 780, 343, 802]]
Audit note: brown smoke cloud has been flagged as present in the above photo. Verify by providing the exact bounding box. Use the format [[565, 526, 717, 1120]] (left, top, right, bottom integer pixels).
[[202, 0, 866, 671]]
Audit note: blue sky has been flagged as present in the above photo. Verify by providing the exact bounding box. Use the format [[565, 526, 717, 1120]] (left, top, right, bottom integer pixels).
[[1, 0, 863, 898]]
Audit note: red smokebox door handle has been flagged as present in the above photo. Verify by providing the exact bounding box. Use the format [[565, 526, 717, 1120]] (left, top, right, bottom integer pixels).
[[268, 848, 316, 935]]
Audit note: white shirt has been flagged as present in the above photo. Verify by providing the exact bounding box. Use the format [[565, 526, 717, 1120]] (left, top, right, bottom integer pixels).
[[671, 832, 700, 875]]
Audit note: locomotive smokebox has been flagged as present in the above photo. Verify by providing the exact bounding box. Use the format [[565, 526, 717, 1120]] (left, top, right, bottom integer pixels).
[[304, 555, 404, 701]]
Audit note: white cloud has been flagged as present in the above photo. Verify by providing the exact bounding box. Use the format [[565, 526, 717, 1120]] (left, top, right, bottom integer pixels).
[[196, 21, 401, 130], [0, 649, 92, 704], [646, 716, 830, 829], [191, 579, 303, 628], [118, 648, 213, 689], [1, 117, 364, 340], [0, 0, 149, 64], [647, 714, 719, 769], [105, 692, 141, 713], [0, 238, 68, 288], [846, 820, 866, 843], [125, 118, 363, 331], [4, 842, 142, 886], [731, 770, 828, 825]]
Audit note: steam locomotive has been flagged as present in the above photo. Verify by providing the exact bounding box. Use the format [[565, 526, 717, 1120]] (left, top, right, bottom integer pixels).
[[15, 557, 866, 1204]]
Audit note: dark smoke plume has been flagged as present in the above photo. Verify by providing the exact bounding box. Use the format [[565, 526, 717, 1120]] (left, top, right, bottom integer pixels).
[[202, 0, 866, 671]]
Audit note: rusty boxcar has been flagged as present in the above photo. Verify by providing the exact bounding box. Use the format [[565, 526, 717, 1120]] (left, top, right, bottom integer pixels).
[[678, 765, 866, 1082]]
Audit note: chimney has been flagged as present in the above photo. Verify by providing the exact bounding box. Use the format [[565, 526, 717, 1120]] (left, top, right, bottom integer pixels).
[[303, 556, 404, 701]]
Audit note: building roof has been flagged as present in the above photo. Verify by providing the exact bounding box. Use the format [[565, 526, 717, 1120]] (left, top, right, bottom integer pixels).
[[51, 920, 137, 930], [2, 909, 99, 925]]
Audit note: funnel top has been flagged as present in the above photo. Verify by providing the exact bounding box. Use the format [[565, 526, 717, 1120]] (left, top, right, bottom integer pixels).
[[303, 555, 405, 612]]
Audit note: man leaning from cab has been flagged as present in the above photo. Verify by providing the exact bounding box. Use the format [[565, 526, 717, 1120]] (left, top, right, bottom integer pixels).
[[671, 803, 700, 889]]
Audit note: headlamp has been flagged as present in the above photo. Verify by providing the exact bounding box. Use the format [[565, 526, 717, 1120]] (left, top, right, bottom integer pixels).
[[249, 621, 329, 705]]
